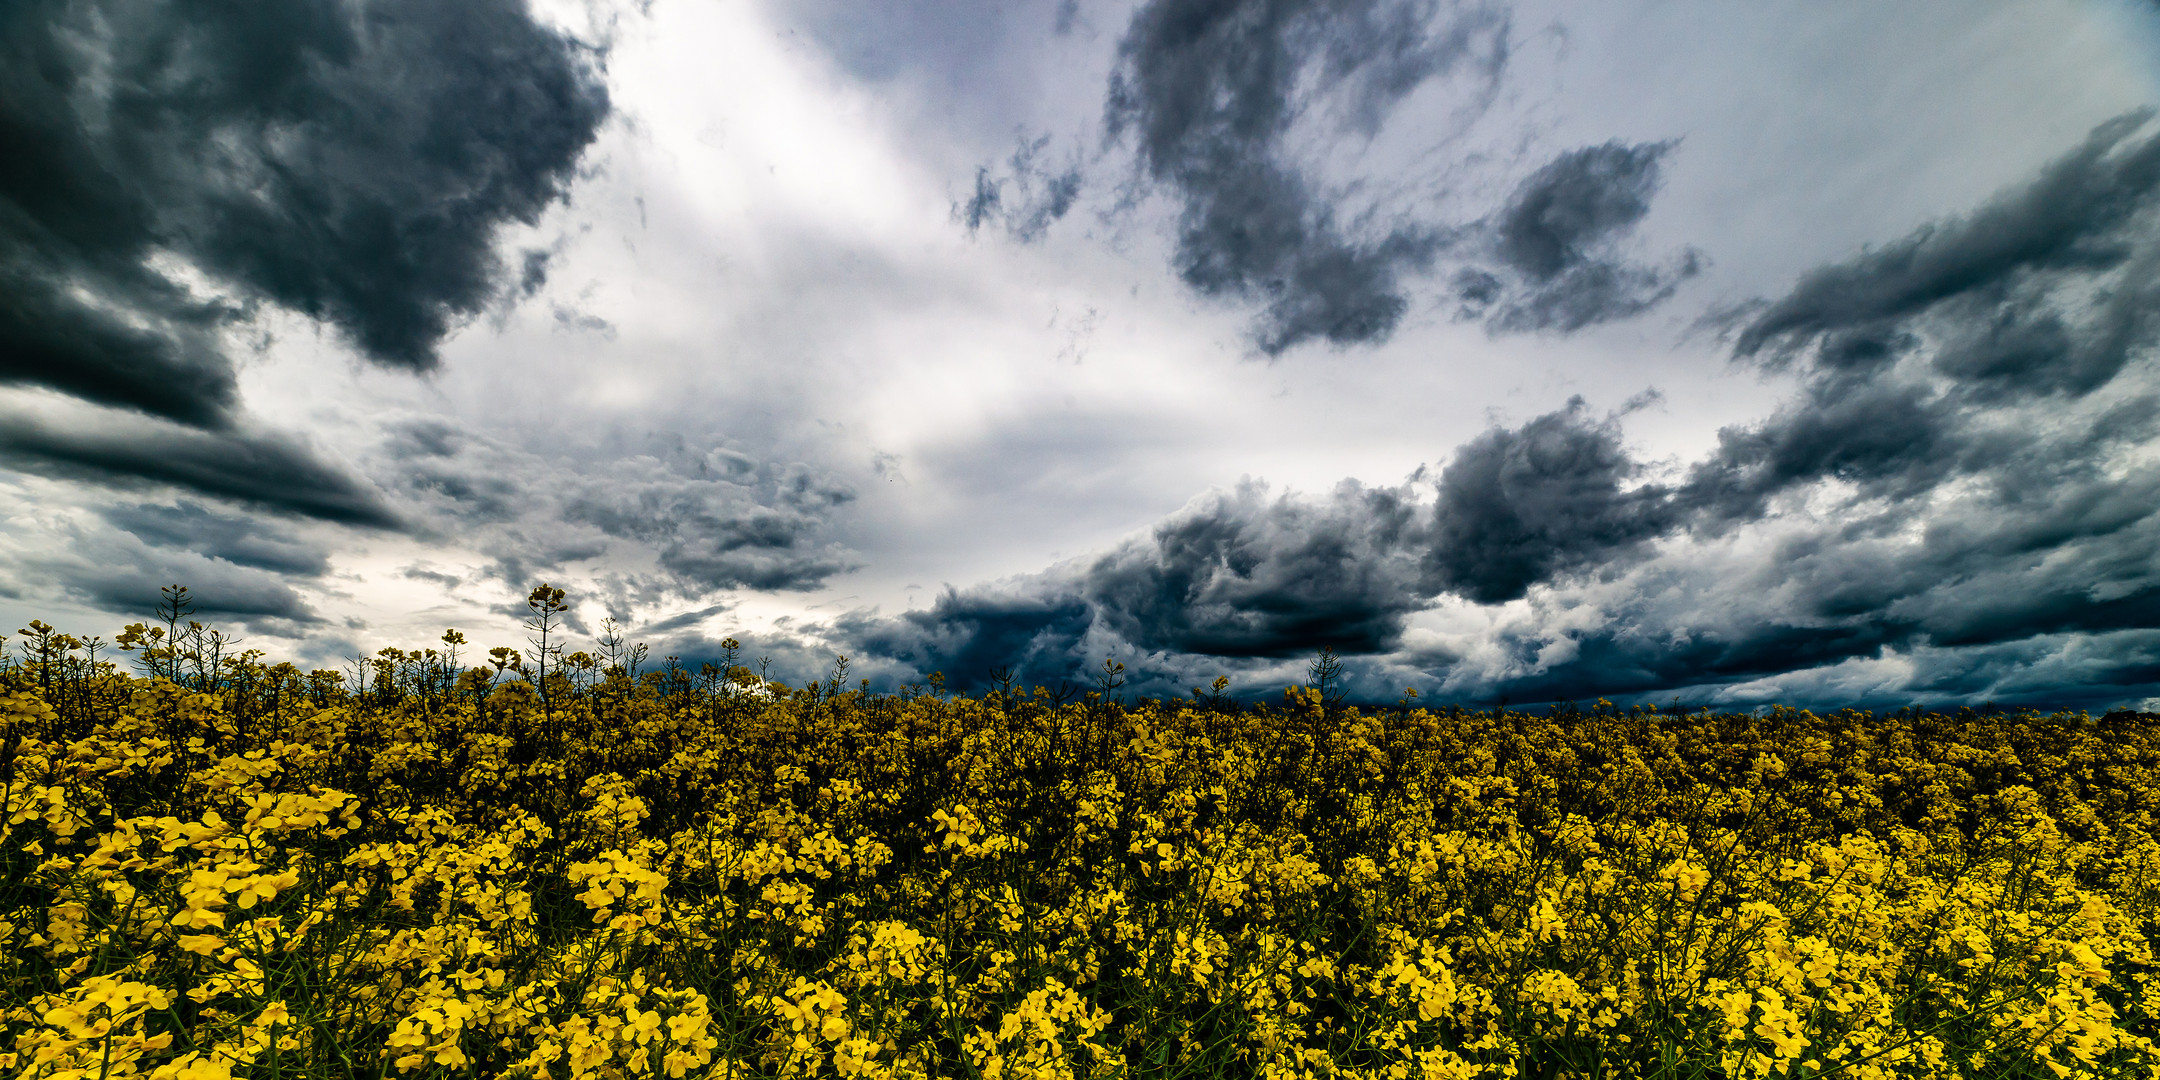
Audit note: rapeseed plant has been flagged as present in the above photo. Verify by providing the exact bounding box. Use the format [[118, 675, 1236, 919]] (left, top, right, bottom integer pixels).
[[2, 587, 2158, 1078]]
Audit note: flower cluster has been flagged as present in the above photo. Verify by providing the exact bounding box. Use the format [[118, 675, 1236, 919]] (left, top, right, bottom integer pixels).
[[4, 617, 2159, 1078]]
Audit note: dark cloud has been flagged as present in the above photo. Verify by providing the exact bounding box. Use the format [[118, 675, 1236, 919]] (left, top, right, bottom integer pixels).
[[0, 412, 400, 527], [1106, 0, 1506, 352], [959, 133, 1084, 243], [634, 604, 732, 637], [961, 168, 1006, 235], [1407, 459, 2159, 706], [1678, 373, 1964, 525], [1456, 482, 2160, 708], [834, 589, 1097, 689], [382, 421, 860, 596], [1423, 399, 1675, 603], [1901, 631, 2160, 711], [27, 525, 324, 628], [0, 258, 240, 429], [101, 502, 333, 577], [551, 305, 617, 339], [401, 565, 464, 589], [1426, 623, 2160, 713], [1494, 142, 1668, 279], [65, 564, 323, 627], [1458, 614, 1919, 706], [1733, 111, 2160, 398], [1453, 140, 1701, 333], [1083, 479, 1427, 656], [0, 0, 607, 503]]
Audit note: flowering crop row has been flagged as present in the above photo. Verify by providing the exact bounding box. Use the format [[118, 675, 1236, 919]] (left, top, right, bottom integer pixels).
[[2, 615, 2158, 1078]]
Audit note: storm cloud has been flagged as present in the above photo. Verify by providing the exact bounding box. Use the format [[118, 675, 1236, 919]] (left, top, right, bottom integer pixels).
[[0, 409, 400, 527], [1422, 399, 1676, 602], [834, 589, 1097, 690], [101, 502, 334, 577], [1732, 111, 2160, 393], [0, 0, 606, 503], [1440, 454, 2160, 708], [1453, 140, 1701, 333], [1106, 0, 1507, 352], [23, 520, 326, 629], [1082, 479, 1428, 657]]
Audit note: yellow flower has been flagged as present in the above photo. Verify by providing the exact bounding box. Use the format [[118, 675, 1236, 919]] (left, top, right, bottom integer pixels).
[[176, 933, 225, 956], [626, 1008, 664, 1044]]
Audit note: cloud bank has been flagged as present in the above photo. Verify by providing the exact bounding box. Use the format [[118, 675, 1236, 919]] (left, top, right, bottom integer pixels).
[[829, 114, 2160, 706]]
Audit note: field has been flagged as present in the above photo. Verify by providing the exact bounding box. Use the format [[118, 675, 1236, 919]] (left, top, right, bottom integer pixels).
[[4, 594, 2159, 1079]]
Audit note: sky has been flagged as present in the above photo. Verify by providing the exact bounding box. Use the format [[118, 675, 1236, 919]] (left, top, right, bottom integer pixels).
[[6, 0, 2160, 709]]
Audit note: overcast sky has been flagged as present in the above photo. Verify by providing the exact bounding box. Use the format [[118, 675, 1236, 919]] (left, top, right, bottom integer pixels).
[[6, 0, 2160, 708]]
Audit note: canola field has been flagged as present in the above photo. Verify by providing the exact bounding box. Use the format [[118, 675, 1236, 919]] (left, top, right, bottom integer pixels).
[[4, 603, 2160, 1079]]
